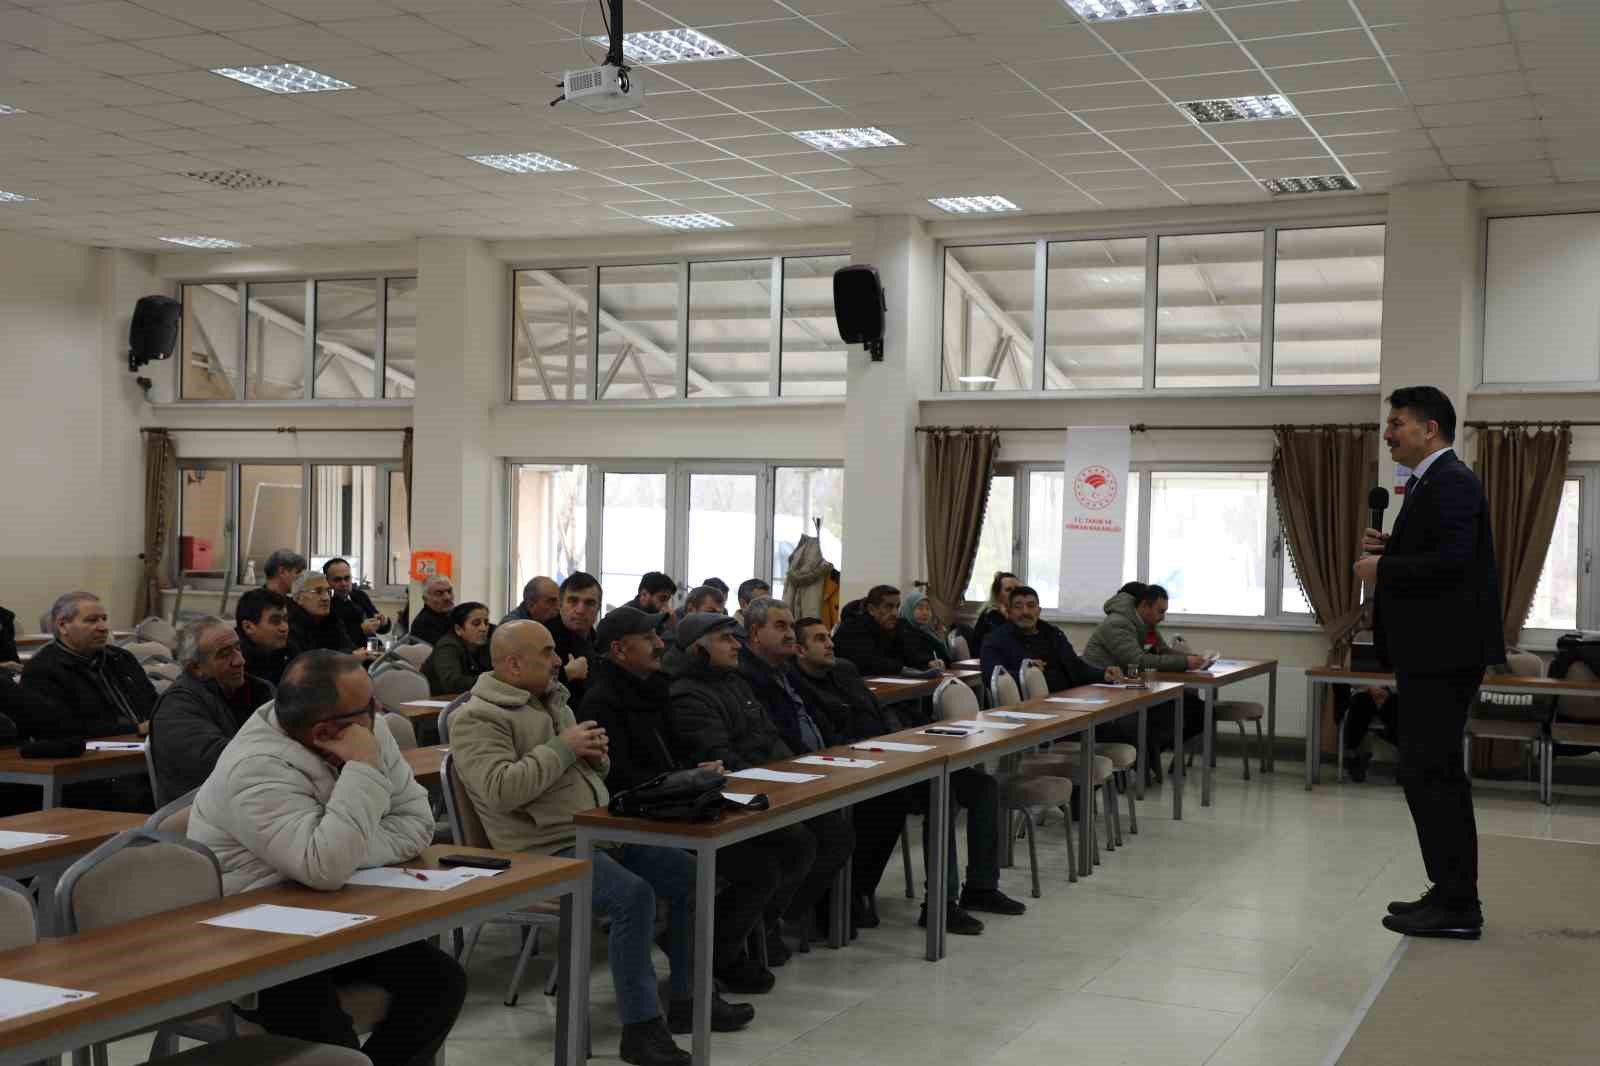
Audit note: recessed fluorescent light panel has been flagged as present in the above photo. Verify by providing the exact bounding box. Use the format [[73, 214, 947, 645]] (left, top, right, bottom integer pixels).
[[1179, 95, 1295, 124], [593, 29, 738, 65], [1262, 175, 1359, 195], [0, 105, 25, 116], [184, 168, 288, 190], [1062, 0, 1203, 21], [0, 189, 35, 203], [641, 213, 733, 230], [469, 152, 577, 174], [211, 64, 354, 94], [929, 195, 1020, 214], [792, 127, 903, 151], [160, 236, 248, 249]]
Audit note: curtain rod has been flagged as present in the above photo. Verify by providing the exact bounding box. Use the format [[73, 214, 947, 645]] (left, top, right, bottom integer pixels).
[[1464, 419, 1599, 429], [916, 422, 1377, 433], [142, 426, 408, 434]]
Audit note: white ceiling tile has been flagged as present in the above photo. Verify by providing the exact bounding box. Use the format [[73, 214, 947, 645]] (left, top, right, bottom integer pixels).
[[760, 49, 893, 81], [47, 41, 190, 76], [1403, 72, 1529, 107], [1157, 71, 1277, 101], [1230, 137, 1331, 161], [1152, 161, 1249, 183], [50, 106, 176, 132], [1251, 31, 1379, 67], [1172, 179, 1271, 204], [1082, 105, 1190, 132], [706, 83, 828, 111], [131, 33, 285, 68], [1439, 139, 1547, 165], [0, 9, 108, 50], [1331, 147, 1442, 170], [50, 1, 201, 39], [1271, 59, 1394, 93], [811, 5, 960, 44], [1219, 0, 1363, 39], [880, 37, 998, 75], [1417, 96, 1535, 127], [321, 15, 476, 53], [1449, 160, 1554, 184], [401, 48, 531, 81], [224, 24, 383, 62], [1092, 186, 1186, 208], [924, 0, 1075, 36], [1516, 39, 1599, 71], [1094, 11, 1232, 52], [1108, 125, 1212, 149], [1247, 156, 1341, 178], [1509, 4, 1600, 43], [1375, 14, 1510, 55], [301, 54, 445, 87], [1426, 119, 1544, 146], [1305, 109, 1421, 135], [1012, 54, 1139, 90], [967, 28, 1113, 64], [1127, 44, 1257, 81], [648, 58, 785, 90], [1131, 144, 1233, 167], [1547, 133, 1600, 158], [705, 19, 843, 55], [126, 71, 266, 100], [1292, 85, 1410, 114], [375, 82, 503, 110], [1388, 45, 1520, 82], [1325, 128, 1437, 153], [1209, 117, 1308, 143], [262, 0, 395, 16], [1352, 0, 1501, 21], [1049, 81, 1165, 111]]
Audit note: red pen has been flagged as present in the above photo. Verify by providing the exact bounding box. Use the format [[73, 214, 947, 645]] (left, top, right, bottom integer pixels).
[[817, 755, 842, 761], [859, 747, 885, 752], [401, 868, 428, 881]]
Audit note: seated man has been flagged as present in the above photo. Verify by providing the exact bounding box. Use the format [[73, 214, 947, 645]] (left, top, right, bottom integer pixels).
[[261, 549, 306, 596], [633, 572, 678, 614], [661, 585, 727, 678], [732, 579, 769, 628], [235, 588, 296, 687], [586, 606, 811, 995], [1081, 582, 1207, 750], [672, 611, 852, 954], [1341, 685, 1400, 782], [0, 602, 18, 672], [547, 571, 602, 708], [188, 651, 465, 1066], [833, 585, 942, 676], [789, 617, 1022, 935], [451, 620, 748, 1065], [149, 617, 273, 802], [325, 557, 389, 648], [502, 576, 559, 625], [288, 572, 362, 656], [407, 576, 455, 646], [20, 591, 157, 741], [982, 585, 1121, 694]]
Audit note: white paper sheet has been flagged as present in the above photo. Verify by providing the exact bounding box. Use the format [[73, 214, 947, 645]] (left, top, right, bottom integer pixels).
[[0, 978, 95, 1021], [0, 831, 67, 850], [948, 719, 1023, 730], [792, 756, 883, 769], [1045, 697, 1108, 706], [345, 867, 485, 892], [1202, 659, 1249, 673], [202, 904, 376, 937], [84, 741, 144, 751], [721, 792, 761, 805], [851, 741, 936, 753], [405, 699, 452, 708], [868, 677, 928, 686], [986, 710, 1058, 721], [726, 768, 825, 784], [1092, 683, 1142, 689]]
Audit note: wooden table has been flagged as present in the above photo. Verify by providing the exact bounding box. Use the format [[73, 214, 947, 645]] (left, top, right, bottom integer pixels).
[[0, 845, 591, 1066], [402, 744, 445, 787], [0, 736, 148, 809], [1303, 668, 1600, 796], [392, 696, 459, 724], [863, 669, 982, 705], [0, 809, 145, 934], [1151, 658, 1279, 808], [574, 743, 949, 1066]]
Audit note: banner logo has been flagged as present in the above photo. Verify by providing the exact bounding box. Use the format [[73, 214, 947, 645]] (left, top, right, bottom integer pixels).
[[1073, 465, 1119, 511]]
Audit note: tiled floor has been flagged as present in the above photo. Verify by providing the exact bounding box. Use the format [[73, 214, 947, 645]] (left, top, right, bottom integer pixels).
[[107, 759, 1600, 1066]]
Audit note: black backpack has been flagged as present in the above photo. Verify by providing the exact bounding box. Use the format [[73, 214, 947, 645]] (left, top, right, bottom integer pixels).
[[608, 768, 726, 822]]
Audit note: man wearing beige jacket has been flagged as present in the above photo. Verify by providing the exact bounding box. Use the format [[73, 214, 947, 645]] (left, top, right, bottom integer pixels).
[[449, 620, 752, 1066], [189, 650, 466, 1066]]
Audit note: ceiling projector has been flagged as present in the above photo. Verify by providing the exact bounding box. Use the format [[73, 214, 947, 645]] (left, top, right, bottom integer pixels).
[[553, 1, 642, 114]]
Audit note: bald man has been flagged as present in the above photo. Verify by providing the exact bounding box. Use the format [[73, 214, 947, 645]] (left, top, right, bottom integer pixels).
[[503, 576, 560, 625], [449, 620, 752, 1063]]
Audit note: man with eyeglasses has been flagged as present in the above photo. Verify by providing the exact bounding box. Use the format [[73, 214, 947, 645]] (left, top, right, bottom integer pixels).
[[288, 572, 372, 661], [189, 650, 466, 1065]]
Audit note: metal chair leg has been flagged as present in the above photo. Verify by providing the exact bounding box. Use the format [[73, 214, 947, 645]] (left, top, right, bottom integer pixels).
[[1102, 785, 1117, 852], [506, 923, 538, 1006], [1019, 808, 1041, 899], [1121, 770, 1138, 835], [459, 922, 485, 967], [1238, 720, 1251, 781], [900, 819, 915, 899], [1110, 780, 1123, 847], [1060, 803, 1077, 883], [1255, 720, 1266, 774]]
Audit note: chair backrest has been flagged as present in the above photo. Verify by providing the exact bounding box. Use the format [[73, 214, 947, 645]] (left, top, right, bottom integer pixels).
[[373, 667, 430, 708], [948, 633, 970, 661], [144, 741, 164, 809], [151, 677, 173, 695], [393, 644, 433, 669], [56, 830, 222, 935], [123, 640, 175, 663], [143, 787, 199, 834], [1482, 649, 1546, 710], [1020, 663, 1050, 701], [437, 692, 471, 745], [440, 753, 491, 848], [135, 617, 178, 654], [0, 875, 37, 952], [144, 660, 182, 680], [990, 666, 1021, 707], [379, 710, 418, 751], [933, 677, 979, 721], [1560, 661, 1600, 723]]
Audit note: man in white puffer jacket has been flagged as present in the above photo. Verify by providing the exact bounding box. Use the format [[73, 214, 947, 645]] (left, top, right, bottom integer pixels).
[[189, 650, 466, 1066]]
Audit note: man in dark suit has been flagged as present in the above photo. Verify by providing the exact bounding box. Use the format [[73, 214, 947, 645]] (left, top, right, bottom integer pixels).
[[1355, 386, 1504, 940]]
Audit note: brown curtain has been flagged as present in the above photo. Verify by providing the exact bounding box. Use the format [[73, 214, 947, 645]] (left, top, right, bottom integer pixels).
[[1476, 425, 1572, 648], [136, 429, 176, 623], [401, 427, 414, 527], [922, 428, 999, 626]]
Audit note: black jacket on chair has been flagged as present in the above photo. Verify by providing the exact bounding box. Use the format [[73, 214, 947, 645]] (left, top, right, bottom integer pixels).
[[1373, 450, 1506, 675], [149, 672, 275, 801], [17, 641, 158, 741], [669, 656, 792, 772], [332, 588, 390, 648], [584, 658, 683, 793], [832, 613, 931, 676], [0, 606, 17, 665], [287, 602, 357, 655]]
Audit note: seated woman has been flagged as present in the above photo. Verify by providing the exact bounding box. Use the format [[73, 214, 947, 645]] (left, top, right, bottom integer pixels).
[[421, 602, 491, 696], [898, 589, 951, 668], [970, 571, 1018, 652]]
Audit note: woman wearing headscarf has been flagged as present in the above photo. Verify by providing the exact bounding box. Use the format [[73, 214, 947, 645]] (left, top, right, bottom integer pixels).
[[898, 589, 952, 669]]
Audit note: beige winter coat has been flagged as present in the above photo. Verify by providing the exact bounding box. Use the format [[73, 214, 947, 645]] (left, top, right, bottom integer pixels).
[[189, 705, 433, 895], [446, 672, 610, 855]]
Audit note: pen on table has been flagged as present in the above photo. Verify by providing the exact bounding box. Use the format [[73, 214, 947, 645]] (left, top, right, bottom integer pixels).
[[858, 747, 885, 752], [402, 867, 428, 881]]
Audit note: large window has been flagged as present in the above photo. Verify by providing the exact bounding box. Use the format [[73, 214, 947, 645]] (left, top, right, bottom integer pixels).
[[512, 253, 848, 404], [971, 463, 1307, 624], [1525, 471, 1597, 636], [178, 275, 418, 402], [940, 223, 1382, 394], [510, 461, 843, 613], [173, 459, 409, 596]]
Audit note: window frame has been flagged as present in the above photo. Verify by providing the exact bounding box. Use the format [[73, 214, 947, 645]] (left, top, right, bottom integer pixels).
[[171, 273, 417, 406], [971, 460, 1315, 630], [935, 215, 1387, 399], [170, 458, 409, 599], [508, 248, 851, 407], [1520, 463, 1598, 646]]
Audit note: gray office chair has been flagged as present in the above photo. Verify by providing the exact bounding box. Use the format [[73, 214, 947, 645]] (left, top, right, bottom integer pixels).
[[436, 693, 471, 745], [0, 874, 36, 952], [135, 617, 179, 655], [373, 667, 430, 709], [1466, 649, 1548, 798], [144, 787, 200, 835]]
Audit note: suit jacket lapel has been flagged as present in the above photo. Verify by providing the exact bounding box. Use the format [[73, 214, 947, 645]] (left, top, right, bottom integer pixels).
[[1392, 449, 1453, 542]]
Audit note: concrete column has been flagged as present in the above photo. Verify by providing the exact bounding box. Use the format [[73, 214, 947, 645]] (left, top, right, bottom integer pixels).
[[841, 215, 935, 599], [411, 238, 506, 611]]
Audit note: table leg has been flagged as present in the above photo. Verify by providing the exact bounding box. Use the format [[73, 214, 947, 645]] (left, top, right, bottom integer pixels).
[[926, 769, 949, 961], [1304, 676, 1316, 791], [1201, 688, 1215, 808], [570, 832, 595, 1066], [1135, 706, 1147, 801], [1265, 668, 1278, 773], [1078, 725, 1094, 877], [1172, 696, 1185, 821], [692, 847, 716, 1066], [827, 863, 847, 950], [45, 779, 63, 810]]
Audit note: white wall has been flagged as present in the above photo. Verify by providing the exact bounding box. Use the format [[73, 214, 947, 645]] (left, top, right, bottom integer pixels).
[[0, 233, 155, 628]]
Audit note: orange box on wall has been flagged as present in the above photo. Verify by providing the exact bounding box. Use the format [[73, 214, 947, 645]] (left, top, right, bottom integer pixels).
[[409, 551, 453, 583]]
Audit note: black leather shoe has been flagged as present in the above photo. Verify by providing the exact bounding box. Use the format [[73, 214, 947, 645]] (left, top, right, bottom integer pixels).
[[714, 954, 775, 995], [667, 993, 755, 1034], [1381, 904, 1483, 940], [918, 902, 985, 935], [763, 923, 791, 967], [959, 887, 1027, 916], [1346, 751, 1370, 783], [620, 1017, 691, 1066], [852, 892, 880, 929], [1387, 886, 1440, 916]]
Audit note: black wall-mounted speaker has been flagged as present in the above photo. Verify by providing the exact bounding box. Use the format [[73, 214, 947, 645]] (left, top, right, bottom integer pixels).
[[832, 264, 886, 361], [128, 294, 182, 372]]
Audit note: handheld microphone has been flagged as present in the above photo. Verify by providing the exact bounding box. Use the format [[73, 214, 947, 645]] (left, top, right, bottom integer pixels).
[[1368, 486, 1389, 533]]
